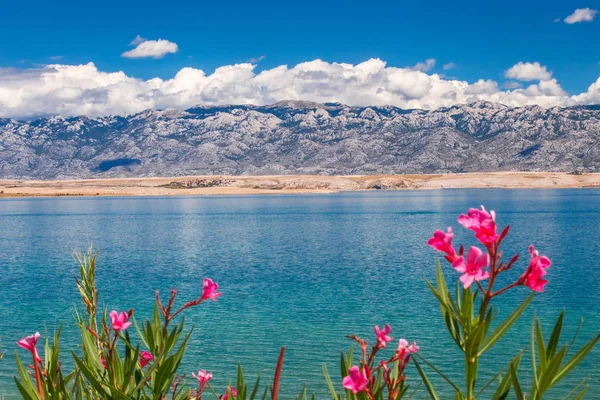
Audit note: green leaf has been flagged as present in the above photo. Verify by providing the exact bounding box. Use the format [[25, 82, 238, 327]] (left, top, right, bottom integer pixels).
[[413, 358, 439, 400], [478, 293, 534, 356], [538, 347, 567, 394], [509, 360, 524, 400], [406, 382, 422, 399], [567, 318, 584, 354], [535, 319, 548, 372], [414, 354, 463, 396], [547, 311, 564, 359], [425, 278, 464, 332], [529, 314, 539, 399], [550, 333, 599, 388], [561, 377, 588, 400], [14, 353, 39, 399], [14, 377, 38, 400], [296, 384, 307, 400], [261, 383, 270, 400], [72, 351, 122, 398], [491, 371, 512, 400], [322, 363, 339, 400], [477, 351, 522, 399], [250, 374, 262, 400], [571, 386, 589, 400]]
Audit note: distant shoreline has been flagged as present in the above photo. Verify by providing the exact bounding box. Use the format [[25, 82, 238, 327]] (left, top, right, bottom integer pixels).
[[0, 172, 598, 198]]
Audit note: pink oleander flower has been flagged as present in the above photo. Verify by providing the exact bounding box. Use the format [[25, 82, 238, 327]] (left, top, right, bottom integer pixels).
[[452, 246, 490, 289], [17, 332, 42, 361], [397, 339, 419, 356], [520, 245, 551, 292], [201, 278, 222, 302], [374, 324, 393, 347], [222, 387, 237, 399], [427, 227, 456, 258], [100, 357, 107, 369], [342, 366, 368, 394], [458, 206, 498, 246], [109, 310, 132, 331], [192, 369, 213, 387], [140, 351, 153, 368]]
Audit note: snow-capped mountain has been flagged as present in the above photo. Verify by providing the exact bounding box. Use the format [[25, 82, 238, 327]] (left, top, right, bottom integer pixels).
[[1, 101, 599, 179]]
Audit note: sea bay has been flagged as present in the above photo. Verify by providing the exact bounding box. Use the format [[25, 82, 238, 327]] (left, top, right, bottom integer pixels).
[[0, 189, 598, 398]]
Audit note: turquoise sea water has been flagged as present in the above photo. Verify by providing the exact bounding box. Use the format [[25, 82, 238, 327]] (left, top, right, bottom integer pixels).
[[0, 189, 599, 398]]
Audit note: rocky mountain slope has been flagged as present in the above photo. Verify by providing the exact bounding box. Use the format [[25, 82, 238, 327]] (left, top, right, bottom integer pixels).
[[0, 101, 598, 179]]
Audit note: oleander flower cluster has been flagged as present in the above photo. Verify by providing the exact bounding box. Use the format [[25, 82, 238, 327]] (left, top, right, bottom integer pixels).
[[341, 324, 418, 399], [15, 276, 233, 400], [428, 205, 551, 294]]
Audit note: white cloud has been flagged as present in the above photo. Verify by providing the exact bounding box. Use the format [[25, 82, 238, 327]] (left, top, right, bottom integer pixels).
[[573, 77, 600, 104], [464, 79, 499, 95], [504, 62, 552, 81], [412, 58, 436, 72], [443, 62, 455, 70], [129, 35, 147, 46], [503, 81, 523, 89], [49, 55, 63, 61], [564, 8, 598, 24], [122, 38, 178, 59], [247, 55, 266, 63], [0, 58, 597, 120]]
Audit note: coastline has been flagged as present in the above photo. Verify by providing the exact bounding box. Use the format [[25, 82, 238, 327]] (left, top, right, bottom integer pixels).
[[0, 172, 598, 198]]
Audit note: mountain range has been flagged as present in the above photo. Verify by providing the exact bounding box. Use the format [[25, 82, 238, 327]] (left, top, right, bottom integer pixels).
[[1, 100, 599, 179]]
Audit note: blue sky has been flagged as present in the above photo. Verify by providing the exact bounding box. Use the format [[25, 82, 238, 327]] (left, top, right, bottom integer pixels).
[[0, 0, 599, 118]]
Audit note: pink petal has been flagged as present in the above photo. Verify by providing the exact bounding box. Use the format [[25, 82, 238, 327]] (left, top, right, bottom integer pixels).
[[476, 253, 490, 269], [452, 257, 466, 273], [467, 246, 483, 265], [460, 273, 475, 288]]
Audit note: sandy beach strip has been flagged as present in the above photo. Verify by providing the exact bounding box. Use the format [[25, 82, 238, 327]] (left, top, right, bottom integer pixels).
[[0, 172, 598, 198]]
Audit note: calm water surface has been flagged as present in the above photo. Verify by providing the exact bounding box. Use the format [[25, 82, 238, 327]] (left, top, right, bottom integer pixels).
[[0, 189, 599, 398]]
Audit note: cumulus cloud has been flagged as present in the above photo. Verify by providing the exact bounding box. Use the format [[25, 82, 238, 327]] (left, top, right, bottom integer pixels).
[[504, 62, 552, 81], [412, 58, 436, 72], [503, 81, 523, 89], [122, 37, 178, 59], [0, 58, 597, 120], [564, 8, 598, 24], [443, 62, 455, 70], [464, 79, 499, 95]]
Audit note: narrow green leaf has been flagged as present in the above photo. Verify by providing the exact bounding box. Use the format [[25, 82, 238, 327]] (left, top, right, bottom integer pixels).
[[491, 371, 512, 400], [479, 293, 534, 356], [406, 382, 422, 399], [535, 319, 548, 372], [249, 374, 262, 400], [296, 384, 307, 400], [567, 318, 584, 354], [477, 351, 522, 398], [414, 354, 463, 396], [509, 361, 523, 400], [550, 333, 599, 388], [413, 358, 439, 400], [538, 347, 567, 394], [547, 311, 564, 359], [322, 364, 339, 400], [571, 386, 589, 400], [561, 377, 588, 400]]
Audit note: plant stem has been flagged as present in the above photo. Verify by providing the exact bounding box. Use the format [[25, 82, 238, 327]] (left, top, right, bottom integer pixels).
[[465, 354, 477, 400], [272, 346, 285, 400], [33, 352, 44, 399]]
